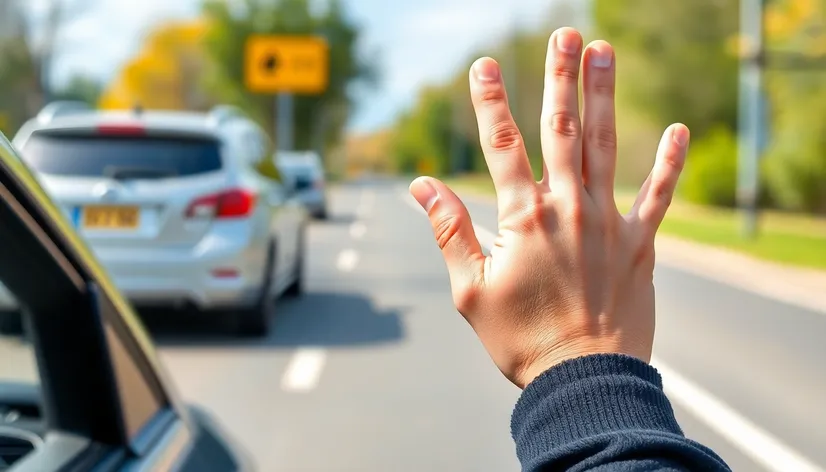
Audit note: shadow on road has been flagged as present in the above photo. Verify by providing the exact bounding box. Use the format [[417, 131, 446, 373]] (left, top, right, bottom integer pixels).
[[146, 291, 407, 349]]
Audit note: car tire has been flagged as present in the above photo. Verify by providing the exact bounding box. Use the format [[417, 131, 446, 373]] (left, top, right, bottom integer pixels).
[[0, 310, 22, 336], [285, 225, 305, 298], [237, 243, 275, 338], [314, 206, 327, 220]]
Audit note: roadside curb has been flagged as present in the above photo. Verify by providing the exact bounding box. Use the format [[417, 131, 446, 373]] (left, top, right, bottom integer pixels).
[[457, 190, 826, 315]]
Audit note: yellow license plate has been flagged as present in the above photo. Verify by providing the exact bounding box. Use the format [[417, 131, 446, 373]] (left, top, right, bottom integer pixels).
[[83, 206, 140, 229]]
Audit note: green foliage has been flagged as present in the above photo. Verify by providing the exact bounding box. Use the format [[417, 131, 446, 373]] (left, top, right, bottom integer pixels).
[[200, 0, 374, 158], [388, 2, 581, 178], [594, 0, 740, 138], [0, 35, 40, 136], [678, 126, 738, 207], [53, 75, 103, 107], [763, 106, 826, 213]]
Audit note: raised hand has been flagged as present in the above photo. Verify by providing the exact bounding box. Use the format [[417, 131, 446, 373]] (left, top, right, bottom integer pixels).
[[409, 27, 690, 388]]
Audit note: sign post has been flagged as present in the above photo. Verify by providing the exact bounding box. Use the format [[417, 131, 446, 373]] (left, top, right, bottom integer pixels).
[[244, 35, 329, 152], [736, 0, 765, 239]]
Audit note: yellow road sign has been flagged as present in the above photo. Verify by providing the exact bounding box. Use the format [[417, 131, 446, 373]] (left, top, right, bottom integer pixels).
[[245, 35, 329, 95]]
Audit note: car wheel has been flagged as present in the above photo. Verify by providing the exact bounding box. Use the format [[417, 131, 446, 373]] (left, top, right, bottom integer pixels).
[[237, 243, 275, 337], [0, 309, 22, 336], [285, 225, 305, 297]]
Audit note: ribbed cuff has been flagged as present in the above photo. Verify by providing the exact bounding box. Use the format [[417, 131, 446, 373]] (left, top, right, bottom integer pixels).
[[511, 354, 684, 464]]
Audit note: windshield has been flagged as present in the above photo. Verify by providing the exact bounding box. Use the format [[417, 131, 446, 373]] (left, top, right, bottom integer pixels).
[[21, 134, 222, 179]]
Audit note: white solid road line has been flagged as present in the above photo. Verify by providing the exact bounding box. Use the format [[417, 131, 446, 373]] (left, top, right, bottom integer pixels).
[[350, 222, 367, 239], [281, 348, 327, 392], [336, 249, 359, 272], [652, 359, 823, 472], [400, 192, 822, 472]]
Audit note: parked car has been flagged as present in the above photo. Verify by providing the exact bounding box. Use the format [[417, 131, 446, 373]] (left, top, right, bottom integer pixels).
[[276, 151, 328, 219], [0, 102, 307, 337], [0, 130, 255, 470]]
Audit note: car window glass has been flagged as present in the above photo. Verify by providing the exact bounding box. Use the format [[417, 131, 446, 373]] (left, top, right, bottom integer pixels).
[[104, 320, 163, 439], [21, 134, 223, 179]]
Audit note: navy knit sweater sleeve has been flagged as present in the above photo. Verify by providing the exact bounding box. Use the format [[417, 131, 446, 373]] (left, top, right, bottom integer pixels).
[[510, 354, 731, 471]]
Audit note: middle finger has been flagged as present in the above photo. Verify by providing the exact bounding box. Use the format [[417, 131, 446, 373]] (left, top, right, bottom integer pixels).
[[540, 27, 584, 194]]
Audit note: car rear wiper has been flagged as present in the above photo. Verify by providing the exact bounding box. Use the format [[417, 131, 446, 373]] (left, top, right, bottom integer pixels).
[[103, 166, 177, 180]]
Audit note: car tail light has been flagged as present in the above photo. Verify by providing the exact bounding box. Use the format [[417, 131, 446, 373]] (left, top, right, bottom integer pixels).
[[185, 189, 256, 219], [97, 124, 146, 136]]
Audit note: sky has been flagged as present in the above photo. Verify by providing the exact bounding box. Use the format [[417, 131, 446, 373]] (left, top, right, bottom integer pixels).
[[24, 0, 585, 133]]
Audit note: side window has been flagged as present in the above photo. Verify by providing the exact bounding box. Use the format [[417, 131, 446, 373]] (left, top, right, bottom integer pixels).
[[250, 129, 282, 183]]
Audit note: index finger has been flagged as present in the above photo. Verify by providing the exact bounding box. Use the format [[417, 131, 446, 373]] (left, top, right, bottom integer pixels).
[[469, 57, 535, 209]]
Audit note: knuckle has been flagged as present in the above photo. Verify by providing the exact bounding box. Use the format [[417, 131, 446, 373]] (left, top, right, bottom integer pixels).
[[551, 62, 579, 82], [433, 212, 463, 251], [478, 87, 506, 105], [452, 281, 481, 314], [543, 111, 581, 139], [561, 193, 587, 228], [510, 197, 546, 234], [591, 79, 615, 96], [651, 179, 675, 207], [488, 120, 523, 151], [664, 152, 685, 173], [587, 124, 617, 152]]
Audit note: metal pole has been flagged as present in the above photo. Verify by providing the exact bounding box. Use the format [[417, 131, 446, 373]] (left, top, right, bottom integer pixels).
[[276, 93, 294, 151], [736, 0, 764, 238]]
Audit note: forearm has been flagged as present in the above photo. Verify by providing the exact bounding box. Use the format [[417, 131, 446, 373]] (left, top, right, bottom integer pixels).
[[511, 354, 731, 471]]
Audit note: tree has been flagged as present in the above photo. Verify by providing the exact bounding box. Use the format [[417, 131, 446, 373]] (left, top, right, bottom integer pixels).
[[593, 0, 740, 138], [201, 0, 375, 155], [762, 0, 826, 213], [99, 20, 212, 111], [53, 75, 103, 107], [0, 1, 40, 136], [388, 2, 582, 178]]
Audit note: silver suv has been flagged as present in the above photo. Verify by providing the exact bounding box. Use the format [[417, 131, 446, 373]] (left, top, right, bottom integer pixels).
[[0, 102, 308, 336]]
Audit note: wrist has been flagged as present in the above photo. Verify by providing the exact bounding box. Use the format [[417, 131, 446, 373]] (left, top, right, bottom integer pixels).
[[515, 346, 652, 389]]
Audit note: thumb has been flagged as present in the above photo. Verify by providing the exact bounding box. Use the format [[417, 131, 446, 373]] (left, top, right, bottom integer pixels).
[[409, 177, 485, 309]]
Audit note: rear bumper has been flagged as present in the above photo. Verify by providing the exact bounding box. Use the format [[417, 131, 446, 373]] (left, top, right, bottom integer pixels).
[[0, 236, 269, 311]]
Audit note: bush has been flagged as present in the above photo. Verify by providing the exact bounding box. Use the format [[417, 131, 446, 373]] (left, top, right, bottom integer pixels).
[[678, 125, 738, 207], [762, 122, 826, 215]]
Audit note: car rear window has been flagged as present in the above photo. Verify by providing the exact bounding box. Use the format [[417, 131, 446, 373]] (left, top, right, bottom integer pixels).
[[21, 133, 223, 179]]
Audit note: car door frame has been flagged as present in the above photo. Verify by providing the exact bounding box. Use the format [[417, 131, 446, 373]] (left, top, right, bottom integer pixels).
[[0, 134, 235, 470]]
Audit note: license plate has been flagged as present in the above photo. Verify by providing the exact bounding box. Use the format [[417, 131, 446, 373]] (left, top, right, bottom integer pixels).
[[83, 206, 140, 229]]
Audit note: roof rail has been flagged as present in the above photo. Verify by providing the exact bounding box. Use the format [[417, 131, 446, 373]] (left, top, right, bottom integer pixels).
[[36, 101, 92, 124], [208, 105, 247, 126]]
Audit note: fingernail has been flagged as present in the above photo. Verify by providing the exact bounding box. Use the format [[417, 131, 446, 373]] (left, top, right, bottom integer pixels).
[[473, 58, 500, 82], [556, 30, 580, 54], [589, 43, 613, 68], [411, 179, 439, 212], [672, 126, 689, 147]]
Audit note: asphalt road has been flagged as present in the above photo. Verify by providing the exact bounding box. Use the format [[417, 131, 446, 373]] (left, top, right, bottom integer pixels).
[[1, 178, 823, 471]]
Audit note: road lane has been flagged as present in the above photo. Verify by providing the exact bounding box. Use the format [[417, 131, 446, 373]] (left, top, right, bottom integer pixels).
[[157, 180, 521, 471], [459, 189, 825, 471], [0, 178, 821, 471]]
